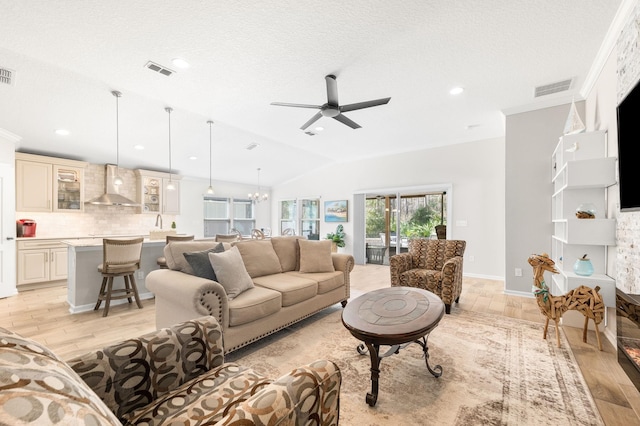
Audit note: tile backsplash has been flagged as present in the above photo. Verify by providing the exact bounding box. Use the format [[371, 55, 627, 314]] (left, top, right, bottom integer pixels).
[[17, 164, 176, 238]]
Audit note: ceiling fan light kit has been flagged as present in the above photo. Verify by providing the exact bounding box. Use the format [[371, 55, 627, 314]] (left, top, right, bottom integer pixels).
[[271, 74, 390, 131]]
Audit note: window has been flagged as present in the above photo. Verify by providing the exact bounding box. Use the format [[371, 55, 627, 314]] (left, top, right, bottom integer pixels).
[[232, 199, 255, 236], [366, 191, 446, 254], [204, 196, 229, 237], [279, 198, 320, 237], [203, 197, 255, 238], [280, 199, 297, 234], [301, 199, 320, 239]]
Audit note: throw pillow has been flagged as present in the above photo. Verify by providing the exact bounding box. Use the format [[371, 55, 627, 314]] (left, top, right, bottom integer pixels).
[[208, 246, 254, 300], [298, 239, 335, 273], [234, 240, 283, 278], [271, 236, 305, 272], [183, 243, 225, 280]]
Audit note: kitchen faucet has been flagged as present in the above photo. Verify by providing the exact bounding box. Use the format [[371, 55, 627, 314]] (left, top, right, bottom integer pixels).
[[155, 214, 163, 229]]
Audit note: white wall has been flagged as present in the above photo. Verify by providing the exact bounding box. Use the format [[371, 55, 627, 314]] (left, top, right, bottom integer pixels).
[[504, 102, 580, 295], [271, 137, 506, 279]]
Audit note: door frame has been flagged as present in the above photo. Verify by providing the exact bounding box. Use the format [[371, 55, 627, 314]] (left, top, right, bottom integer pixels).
[[0, 128, 20, 298], [353, 183, 453, 265]]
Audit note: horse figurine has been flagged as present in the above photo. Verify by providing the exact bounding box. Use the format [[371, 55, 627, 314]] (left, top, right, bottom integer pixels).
[[527, 253, 604, 350]]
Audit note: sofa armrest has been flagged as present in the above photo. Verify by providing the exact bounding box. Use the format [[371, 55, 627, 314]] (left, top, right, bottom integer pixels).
[[331, 253, 354, 273], [146, 269, 230, 329], [390, 252, 413, 286], [216, 359, 341, 425], [68, 316, 225, 422]]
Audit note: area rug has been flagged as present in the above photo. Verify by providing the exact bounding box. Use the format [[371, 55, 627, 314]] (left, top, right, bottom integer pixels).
[[226, 306, 603, 426]]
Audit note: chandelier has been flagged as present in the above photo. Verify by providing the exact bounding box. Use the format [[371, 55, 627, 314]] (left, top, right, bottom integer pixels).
[[249, 167, 268, 202]]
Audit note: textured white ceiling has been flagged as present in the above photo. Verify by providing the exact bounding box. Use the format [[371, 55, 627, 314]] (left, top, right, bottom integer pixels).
[[0, 0, 623, 186]]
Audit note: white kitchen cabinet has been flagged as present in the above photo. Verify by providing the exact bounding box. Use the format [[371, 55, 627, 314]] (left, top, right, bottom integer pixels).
[[550, 130, 616, 307], [17, 239, 68, 286], [135, 169, 181, 215], [15, 153, 87, 213]]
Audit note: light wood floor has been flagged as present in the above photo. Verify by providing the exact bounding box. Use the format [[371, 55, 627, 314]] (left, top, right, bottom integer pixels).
[[1, 264, 639, 425]]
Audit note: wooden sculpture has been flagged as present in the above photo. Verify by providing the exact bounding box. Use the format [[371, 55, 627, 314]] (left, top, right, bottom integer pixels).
[[528, 253, 604, 350]]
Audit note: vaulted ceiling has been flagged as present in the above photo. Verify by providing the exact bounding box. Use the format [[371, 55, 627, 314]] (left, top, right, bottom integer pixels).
[[0, 1, 623, 186]]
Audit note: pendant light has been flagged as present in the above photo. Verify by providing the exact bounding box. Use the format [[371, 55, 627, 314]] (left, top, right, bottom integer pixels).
[[165, 107, 175, 191], [248, 167, 268, 202], [206, 120, 214, 194], [112, 90, 124, 186]]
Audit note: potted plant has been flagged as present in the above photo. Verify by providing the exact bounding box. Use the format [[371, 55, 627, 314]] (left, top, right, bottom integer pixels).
[[326, 224, 346, 252]]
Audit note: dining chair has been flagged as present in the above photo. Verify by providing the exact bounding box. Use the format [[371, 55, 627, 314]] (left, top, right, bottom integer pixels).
[[157, 234, 195, 268], [95, 237, 144, 317]]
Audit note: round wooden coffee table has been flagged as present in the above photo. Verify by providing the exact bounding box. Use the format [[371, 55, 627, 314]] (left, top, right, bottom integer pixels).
[[341, 286, 445, 406]]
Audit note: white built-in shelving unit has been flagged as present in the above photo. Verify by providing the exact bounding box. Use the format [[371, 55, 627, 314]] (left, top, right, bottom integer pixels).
[[550, 130, 616, 307]]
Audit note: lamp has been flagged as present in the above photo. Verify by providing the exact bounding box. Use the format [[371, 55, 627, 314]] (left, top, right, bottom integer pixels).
[[563, 99, 586, 135], [165, 107, 175, 191], [111, 90, 124, 186], [248, 167, 268, 202], [206, 120, 214, 194]]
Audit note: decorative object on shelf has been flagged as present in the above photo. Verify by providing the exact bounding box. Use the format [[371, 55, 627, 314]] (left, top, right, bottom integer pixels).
[[111, 90, 124, 186], [248, 167, 268, 202], [171, 221, 176, 229], [206, 120, 214, 195], [165, 107, 176, 191], [326, 224, 346, 252], [575, 203, 596, 219], [324, 200, 348, 222], [528, 253, 603, 350], [573, 254, 594, 276], [563, 98, 586, 135]]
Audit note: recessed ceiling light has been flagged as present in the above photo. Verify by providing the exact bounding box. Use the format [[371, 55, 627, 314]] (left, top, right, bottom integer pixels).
[[55, 129, 69, 136], [134, 145, 145, 150], [450, 87, 464, 95], [189, 156, 197, 160], [172, 58, 190, 69], [315, 126, 324, 132], [245, 143, 260, 150]]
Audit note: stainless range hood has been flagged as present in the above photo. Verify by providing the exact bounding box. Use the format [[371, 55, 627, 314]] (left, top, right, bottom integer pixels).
[[86, 164, 139, 206]]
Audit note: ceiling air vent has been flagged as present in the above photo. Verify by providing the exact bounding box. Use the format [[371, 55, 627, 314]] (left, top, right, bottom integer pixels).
[[534, 78, 573, 97], [144, 61, 175, 77], [0, 67, 15, 85]]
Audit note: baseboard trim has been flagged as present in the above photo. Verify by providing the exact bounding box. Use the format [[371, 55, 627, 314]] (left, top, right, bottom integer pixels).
[[68, 292, 154, 314]]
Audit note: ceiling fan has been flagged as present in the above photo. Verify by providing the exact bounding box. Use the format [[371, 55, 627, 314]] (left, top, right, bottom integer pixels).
[[271, 74, 391, 130]]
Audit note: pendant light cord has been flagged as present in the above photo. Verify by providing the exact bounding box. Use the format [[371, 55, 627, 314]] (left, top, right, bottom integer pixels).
[[208, 121, 213, 187], [166, 107, 173, 182]]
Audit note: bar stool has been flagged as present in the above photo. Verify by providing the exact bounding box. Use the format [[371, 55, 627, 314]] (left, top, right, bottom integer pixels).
[[157, 235, 194, 269], [95, 237, 144, 317]]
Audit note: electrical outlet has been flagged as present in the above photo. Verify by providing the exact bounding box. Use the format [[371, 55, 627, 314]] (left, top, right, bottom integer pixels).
[[468, 255, 475, 262], [136, 270, 144, 279], [515, 268, 522, 277]]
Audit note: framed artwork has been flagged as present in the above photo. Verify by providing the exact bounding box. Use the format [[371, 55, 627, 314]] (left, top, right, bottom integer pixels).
[[324, 200, 348, 222]]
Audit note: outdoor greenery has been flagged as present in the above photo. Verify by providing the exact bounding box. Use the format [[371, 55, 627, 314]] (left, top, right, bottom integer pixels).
[[326, 224, 346, 248], [366, 194, 446, 240]]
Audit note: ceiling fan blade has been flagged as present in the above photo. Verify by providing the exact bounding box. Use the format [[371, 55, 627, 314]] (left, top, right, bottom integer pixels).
[[333, 113, 361, 129], [340, 97, 391, 112], [325, 75, 339, 106], [271, 102, 322, 109], [300, 111, 323, 130]]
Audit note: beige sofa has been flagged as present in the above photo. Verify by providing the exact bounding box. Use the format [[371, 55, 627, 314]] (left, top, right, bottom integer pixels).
[[146, 236, 354, 353], [0, 316, 341, 425]]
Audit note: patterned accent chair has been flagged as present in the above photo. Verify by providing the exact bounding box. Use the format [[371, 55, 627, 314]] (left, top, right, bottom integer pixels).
[[390, 238, 466, 314], [0, 316, 342, 425]]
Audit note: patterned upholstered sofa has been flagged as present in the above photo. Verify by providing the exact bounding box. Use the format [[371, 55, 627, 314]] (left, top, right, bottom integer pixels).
[[390, 238, 466, 314], [146, 236, 354, 353], [0, 316, 342, 425]]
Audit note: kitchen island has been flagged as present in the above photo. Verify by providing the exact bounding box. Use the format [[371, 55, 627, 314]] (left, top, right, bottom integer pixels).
[[62, 238, 165, 313]]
